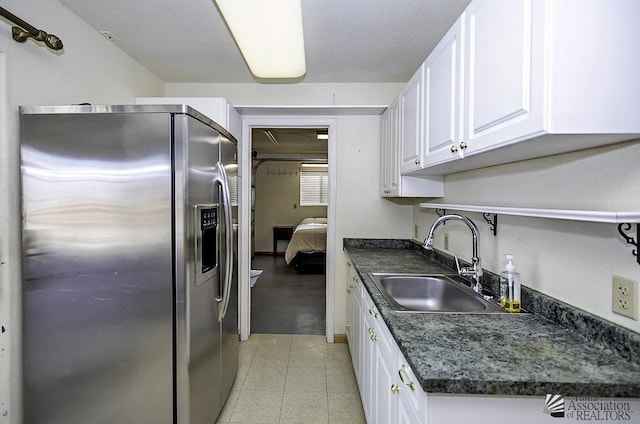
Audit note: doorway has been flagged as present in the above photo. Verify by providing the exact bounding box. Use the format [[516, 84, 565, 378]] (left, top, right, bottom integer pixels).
[[238, 116, 338, 342], [250, 128, 328, 334]]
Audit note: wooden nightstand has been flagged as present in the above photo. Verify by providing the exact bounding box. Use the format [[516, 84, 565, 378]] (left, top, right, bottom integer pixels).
[[273, 226, 295, 254]]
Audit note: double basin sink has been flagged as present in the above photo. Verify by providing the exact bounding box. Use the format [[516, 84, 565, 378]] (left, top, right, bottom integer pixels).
[[369, 273, 506, 314]]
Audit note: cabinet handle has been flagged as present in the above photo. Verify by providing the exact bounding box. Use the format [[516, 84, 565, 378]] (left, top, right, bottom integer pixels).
[[450, 144, 458, 153], [391, 384, 400, 394], [346, 324, 351, 332], [414, 158, 420, 165], [459, 141, 468, 149], [368, 306, 378, 319], [398, 365, 416, 391], [346, 285, 353, 293]]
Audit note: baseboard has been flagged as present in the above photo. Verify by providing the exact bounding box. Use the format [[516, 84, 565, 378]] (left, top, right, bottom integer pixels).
[[333, 334, 347, 344]]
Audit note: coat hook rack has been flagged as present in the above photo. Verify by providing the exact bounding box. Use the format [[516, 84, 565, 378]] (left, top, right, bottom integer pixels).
[[0, 7, 63, 51], [436, 209, 446, 225], [482, 213, 498, 236], [618, 223, 640, 265]]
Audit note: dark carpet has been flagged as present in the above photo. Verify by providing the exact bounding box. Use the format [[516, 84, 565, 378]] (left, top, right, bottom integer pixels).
[[250, 255, 326, 335]]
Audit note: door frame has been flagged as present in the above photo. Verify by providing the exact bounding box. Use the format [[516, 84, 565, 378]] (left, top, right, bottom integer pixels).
[[238, 115, 337, 343]]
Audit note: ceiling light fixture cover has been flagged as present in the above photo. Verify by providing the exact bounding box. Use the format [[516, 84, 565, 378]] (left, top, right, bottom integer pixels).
[[214, 0, 306, 79]]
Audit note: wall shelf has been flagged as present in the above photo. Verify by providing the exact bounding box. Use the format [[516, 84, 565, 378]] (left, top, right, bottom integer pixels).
[[419, 203, 640, 224], [420, 203, 640, 265], [235, 105, 387, 116]]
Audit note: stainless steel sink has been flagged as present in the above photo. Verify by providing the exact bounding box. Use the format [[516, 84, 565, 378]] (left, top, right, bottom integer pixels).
[[369, 273, 505, 314]]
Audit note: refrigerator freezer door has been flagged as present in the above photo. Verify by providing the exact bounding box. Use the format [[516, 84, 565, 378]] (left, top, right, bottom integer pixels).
[[20, 112, 174, 424], [174, 114, 224, 424], [219, 135, 239, 404]]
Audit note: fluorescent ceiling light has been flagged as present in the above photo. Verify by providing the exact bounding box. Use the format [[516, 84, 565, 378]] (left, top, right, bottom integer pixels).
[[214, 0, 306, 79], [263, 129, 279, 146], [316, 132, 329, 140], [301, 163, 328, 168]]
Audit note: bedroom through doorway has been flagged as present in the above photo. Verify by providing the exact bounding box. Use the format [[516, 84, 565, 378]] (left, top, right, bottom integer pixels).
[[250, 127, 329, 335]]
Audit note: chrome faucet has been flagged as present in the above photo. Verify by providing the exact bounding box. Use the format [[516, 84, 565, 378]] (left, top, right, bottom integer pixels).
[[423, 214, 483, 294]]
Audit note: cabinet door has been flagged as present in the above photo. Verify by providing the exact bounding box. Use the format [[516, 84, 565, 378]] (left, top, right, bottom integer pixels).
[[396, 361, 427, 423], [462, 0, 545, 156], [374, 330, 396, 424], [422, 15, 465, 168], [363, 297, 395, 424], [388, 98, 401, 195], [361, 298, 377, 423], [352, 275, 363, 386], [380, 108, 390, 197], [345, 262, 362, 384], [380, 98, 401, 197], [399, 66, 425, 174], [345, 265, 353, 348]]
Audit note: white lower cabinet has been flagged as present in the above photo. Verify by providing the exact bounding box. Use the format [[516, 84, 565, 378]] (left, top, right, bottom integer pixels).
[[359, 289, 427, 423], [349, 274, 640, 423], [345, 260, 363, 384]]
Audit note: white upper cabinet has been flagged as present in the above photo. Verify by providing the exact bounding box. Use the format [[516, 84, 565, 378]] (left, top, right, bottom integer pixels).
[[402, 0, 640, 175], [399, 66, 425, 174], [422, 15, 465, 168], [460, 0, 545, 157], [380, 98, 400, 196], [380, 96, 443, 198]]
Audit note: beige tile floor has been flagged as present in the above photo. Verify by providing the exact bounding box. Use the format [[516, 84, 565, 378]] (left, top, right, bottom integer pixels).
[[216, 334, 366, 424]]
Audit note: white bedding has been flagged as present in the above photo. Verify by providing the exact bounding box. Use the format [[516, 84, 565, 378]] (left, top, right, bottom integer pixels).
[[284, 218, 327, 264]]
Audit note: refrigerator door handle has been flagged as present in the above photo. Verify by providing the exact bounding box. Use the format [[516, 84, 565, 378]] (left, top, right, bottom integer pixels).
[[217, 161, 234, 322]]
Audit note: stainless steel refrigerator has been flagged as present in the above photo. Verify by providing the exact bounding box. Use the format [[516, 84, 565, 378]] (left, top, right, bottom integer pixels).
[[19, 104, 239, 424]]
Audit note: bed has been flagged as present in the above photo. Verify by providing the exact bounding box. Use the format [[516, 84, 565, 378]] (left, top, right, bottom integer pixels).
[[284, 217, 327, 272]]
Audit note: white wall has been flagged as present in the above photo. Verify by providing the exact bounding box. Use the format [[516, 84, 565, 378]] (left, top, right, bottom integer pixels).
[[254, 162, 327, 253], [165, 82, 404, 106], [170, 83, 414, 338], [414, 139, 640, 333], [334, 115, 414, 331], [0, 1, 164, 422]]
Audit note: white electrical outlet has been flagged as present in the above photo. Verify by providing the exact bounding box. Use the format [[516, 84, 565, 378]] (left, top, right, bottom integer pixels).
[[414, 225, 419, 239], [612, 275, 638, 320], [444, 232, 449, 250]]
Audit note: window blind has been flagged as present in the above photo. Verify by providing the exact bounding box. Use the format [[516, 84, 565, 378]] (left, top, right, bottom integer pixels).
[[300, 170, 328, 206]]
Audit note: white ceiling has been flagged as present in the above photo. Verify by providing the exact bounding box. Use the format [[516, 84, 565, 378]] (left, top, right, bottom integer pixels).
[[58, 0, 471, 83]]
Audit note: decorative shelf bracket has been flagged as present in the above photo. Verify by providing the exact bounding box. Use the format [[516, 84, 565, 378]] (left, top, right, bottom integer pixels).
[[482, 213, 498, 236], [618, 223, 640, 265]]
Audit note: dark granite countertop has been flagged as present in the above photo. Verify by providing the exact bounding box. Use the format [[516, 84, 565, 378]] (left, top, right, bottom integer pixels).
[[344, 240, 640, 397]]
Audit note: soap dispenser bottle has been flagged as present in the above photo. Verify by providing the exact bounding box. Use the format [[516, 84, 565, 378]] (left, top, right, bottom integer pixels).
[[500, 254, 521, 313]]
